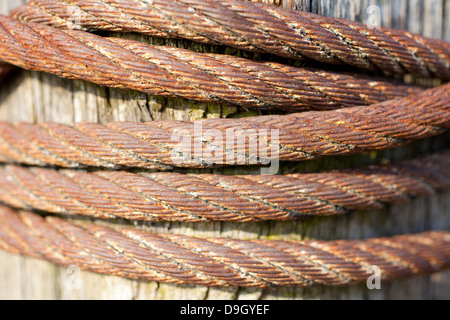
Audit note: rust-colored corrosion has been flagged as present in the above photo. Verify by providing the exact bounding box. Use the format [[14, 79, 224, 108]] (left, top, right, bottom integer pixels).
[[0, 0, 448, 291], [0, 206, 449, 287], [0, 16, 423, 111], [0, 83, 448, 169], [0, 150, 448, 222], [12, 0, 450, 80]]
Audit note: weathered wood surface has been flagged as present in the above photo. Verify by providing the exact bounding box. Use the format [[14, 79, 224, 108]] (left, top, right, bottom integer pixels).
[[0, 0, 449, 300]]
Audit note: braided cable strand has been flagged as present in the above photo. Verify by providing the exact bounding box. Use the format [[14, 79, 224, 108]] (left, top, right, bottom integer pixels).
[[0, 206, 449, 287], [0, 150, 448, 222], [0, 16, 422, 111], [11, 0, 450, 80], [0, 83, 448, 169]]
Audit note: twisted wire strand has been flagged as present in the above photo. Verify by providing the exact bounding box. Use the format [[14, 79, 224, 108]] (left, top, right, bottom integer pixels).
[[0, 83, 448, 169], [0, 205, 448, 287], [11, 0, 450, 80], [0, 150, 448, 222], [0, 16, 423, 111]]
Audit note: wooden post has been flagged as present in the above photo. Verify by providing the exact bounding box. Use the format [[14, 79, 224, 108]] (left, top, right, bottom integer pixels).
[[0, 0, 449, 300]]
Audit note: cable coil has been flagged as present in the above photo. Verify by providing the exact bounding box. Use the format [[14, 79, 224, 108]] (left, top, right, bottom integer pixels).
[[0, 150, 448, 222], [0, 0, 448, 289], [12, 0, 450, 80], [0, 206, 449, 288]]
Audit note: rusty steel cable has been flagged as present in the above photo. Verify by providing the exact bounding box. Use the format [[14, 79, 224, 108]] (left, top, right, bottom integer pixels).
[[0, 150, 448, 222], [0, 2, 448, 292], [0, 16, 424, 111], [0, 83, 448, 169], [11, 0, 450, 80], [0, 206, 449, 287]]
